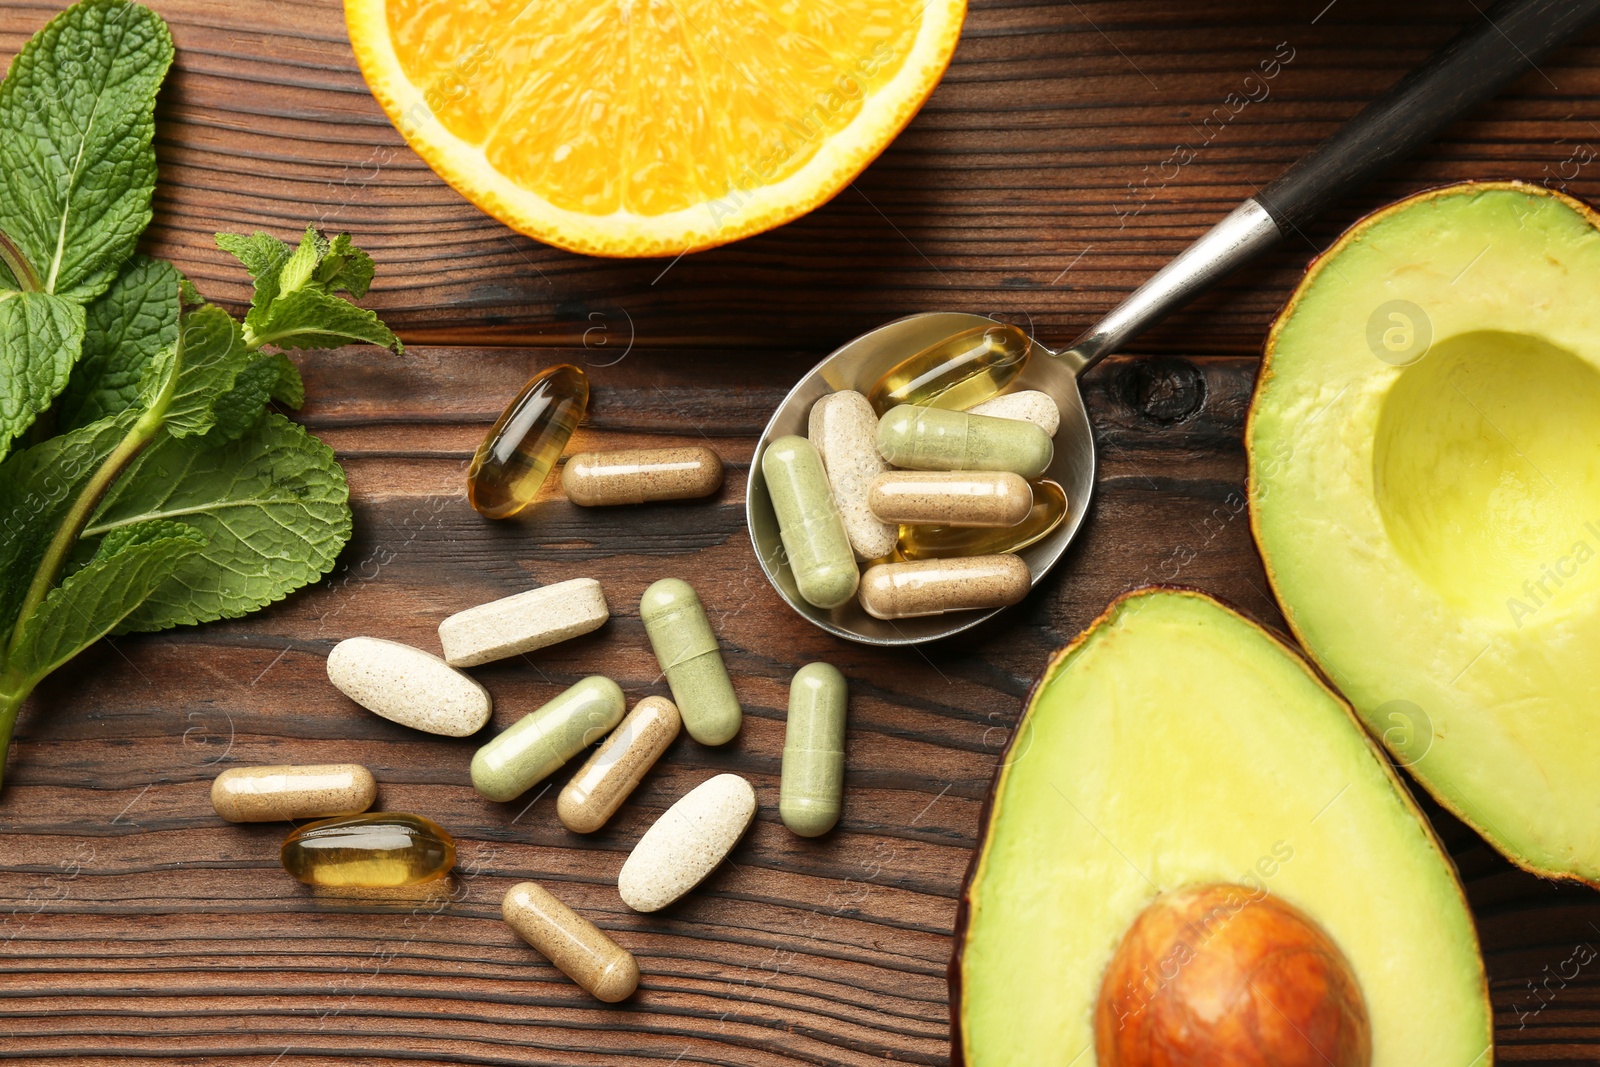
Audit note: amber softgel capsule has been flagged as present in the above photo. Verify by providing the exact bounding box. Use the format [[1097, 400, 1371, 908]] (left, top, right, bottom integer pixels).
[[467, 364, 589, 519], [280, 813, 455, 887], [866, 323, 1032, 415], [897, 480, 1068, 561]]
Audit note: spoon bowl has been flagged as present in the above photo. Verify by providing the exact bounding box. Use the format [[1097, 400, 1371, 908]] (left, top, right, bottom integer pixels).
[[747, 312, 1095, 646]]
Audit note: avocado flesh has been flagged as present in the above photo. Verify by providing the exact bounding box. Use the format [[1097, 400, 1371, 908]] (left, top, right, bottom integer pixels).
[[1250, 181, 1600, 882], [954, 590, 1488, 1066]]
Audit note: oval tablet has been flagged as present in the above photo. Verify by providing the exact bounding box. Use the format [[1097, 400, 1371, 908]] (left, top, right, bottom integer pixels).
[[559, 696, 682, 833], [472, 676, 627, 802], [808, 391, 894, 560], [780, 663, 848, 838], [967, 389, 1061, 436], [618, 773, 756, 913], [867, 471, 1032, 528], [639, 579, 742, 746], [561, 446, 723, 506], [876, 405, 1053, 478], [211, 764, 376, 823], [327, 637, 491, 737], [859, 555, 1032, 619], [503, 881, 640, 1003], [439, 577, 609, 668]]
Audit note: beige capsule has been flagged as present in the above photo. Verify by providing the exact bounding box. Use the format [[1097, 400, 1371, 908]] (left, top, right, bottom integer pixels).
[[808, 390, 895, 560], [502, 881, 640, 1002], [558, 696, 682, 834], [867, 471, 1032, 528], [561, 447, 723, 506], [967, 389, 1062, 436], [858, 554, 1032, 619], [211, 764, 376, 823]]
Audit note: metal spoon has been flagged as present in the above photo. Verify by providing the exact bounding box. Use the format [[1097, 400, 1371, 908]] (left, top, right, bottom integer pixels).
[[748, 0, 1600, 646]]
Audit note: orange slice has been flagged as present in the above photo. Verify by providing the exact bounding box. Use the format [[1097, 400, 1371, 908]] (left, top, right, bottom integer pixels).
[[345, 0, 966, 257]]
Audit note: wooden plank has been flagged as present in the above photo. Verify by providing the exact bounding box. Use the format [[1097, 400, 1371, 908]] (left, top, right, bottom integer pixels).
[[5, 0, 1600, 353], [1, 344, 1597, 1061]]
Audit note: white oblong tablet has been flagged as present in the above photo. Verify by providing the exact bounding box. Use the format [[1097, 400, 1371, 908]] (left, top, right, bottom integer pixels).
[[967, 389, 1061, 437], [327, 636, 492, 737], [439, 577, 610, 667], [618, 773, 756, 913]]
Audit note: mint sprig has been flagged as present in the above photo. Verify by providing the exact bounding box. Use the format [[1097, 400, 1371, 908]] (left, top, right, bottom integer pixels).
[[0, 0, 401, 787]]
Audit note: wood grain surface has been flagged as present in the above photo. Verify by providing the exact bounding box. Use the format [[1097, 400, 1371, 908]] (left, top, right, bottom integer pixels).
[[3, 0, 1600, 1063]]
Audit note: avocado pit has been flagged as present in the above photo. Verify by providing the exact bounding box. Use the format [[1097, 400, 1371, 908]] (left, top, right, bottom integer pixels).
[[1095, 883, 1371, 1067]]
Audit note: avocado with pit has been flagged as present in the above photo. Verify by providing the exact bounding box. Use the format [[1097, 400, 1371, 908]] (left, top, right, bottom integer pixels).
[[1250, 180, 1600, 884], [951, 589, 1489, 1066]]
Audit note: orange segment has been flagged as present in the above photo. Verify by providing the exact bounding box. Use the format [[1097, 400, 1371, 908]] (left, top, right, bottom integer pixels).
[[347, 0, 965, 256]]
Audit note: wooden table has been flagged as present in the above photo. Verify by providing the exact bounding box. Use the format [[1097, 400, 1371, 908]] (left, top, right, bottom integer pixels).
[[4, 0, 1600, 1062]]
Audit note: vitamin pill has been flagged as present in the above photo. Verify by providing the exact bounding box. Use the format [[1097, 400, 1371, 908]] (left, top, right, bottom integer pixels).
[[439, 578, 609, 668], [639, 579, 742, 746], [868, 471, 1032, 528], [876, 405, 1053, 478], [858, 554, 1032, 620], [503, 881, 640, 1002], [211, 764, 376, 823], [760, 435, 859, 609], [780, 663, 848, 838], [897, 479, 1068, 561], [618, 773, 756, 913], [327, 637, 491, 737], [467, 364, 589, 519], [558, 696, 681, 833], [808, 391, 894, 560], [561, 446, 723, 506], [280, 812, 455, 887], [866, 323, 1032, 415], [472, 676, 626, 802], [967, 389, 1061, 437]]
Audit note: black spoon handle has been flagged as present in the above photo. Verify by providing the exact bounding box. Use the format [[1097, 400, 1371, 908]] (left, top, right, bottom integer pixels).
[[1066, 0, 1600, 374], [1259, 0, 1600, 232]]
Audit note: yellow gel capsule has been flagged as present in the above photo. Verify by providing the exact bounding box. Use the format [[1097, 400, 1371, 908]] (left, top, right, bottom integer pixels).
[[896, 479, 1068, 560], [280, 813, 455, 887], [866, 324, 1032, 415], [467, 364, 589, 519]]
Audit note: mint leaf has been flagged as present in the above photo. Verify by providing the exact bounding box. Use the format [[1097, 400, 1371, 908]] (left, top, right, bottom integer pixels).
[[316, 234, 375, 298], [0, 0, 174, 300], [245, 286, 401, 352], [220, 227, 401, 354], [140, 303, 256, 440], [0, 290, 88, 461], [57, 255, 179, 430], [0, 411, 132, 645], [8, 518, 203, 680], [82, 412, 351, 631]]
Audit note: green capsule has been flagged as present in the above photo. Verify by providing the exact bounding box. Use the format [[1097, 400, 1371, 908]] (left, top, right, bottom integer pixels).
[[761, 435, 859, 609], [876, 405, 1053, 478], [780, 662, 848, 837], [640, 579, 742, 745], [471, 676, 626, 802]]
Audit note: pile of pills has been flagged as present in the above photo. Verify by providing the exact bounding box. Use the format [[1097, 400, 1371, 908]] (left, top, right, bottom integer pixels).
[[211, 574, 847, 1003], [766, 329, 1068, 620]]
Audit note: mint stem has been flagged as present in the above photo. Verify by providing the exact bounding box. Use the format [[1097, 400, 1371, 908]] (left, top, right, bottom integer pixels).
[[5, 363, 178, 664], [0, 231, 40, 292], [0, 681, 32, 794]]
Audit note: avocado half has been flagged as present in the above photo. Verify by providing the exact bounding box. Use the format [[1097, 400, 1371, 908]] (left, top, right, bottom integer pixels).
[[1249, 180, 1600, 884], [950, 589, 1489, 1065]]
